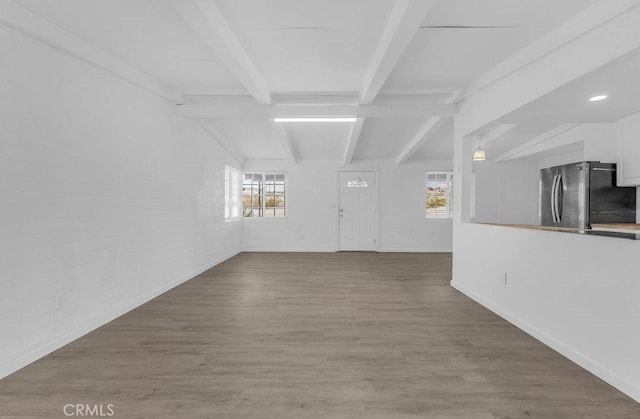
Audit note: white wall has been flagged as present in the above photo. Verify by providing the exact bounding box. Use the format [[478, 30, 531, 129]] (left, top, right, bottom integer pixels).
[[472, 159, 539, 225], [0, 25, 241, 378], [499, 160, 540, 224], [452, 222, 640, 402], [242, 160, 337, 252], [538, 150, 585, 170], [242, 159, 453, 252]]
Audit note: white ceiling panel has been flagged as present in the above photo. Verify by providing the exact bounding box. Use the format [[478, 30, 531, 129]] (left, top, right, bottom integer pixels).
[[520, 142, 584, 162], [410, 118, 454, 160], [383, 0, 599, 94], [210, 118, 286, 160], [354, 118, 432, 159], [501, 49, 640, 127], [284, 122, 352, 160], [214, 0, 395, 93], [15, 0, 249, 94]]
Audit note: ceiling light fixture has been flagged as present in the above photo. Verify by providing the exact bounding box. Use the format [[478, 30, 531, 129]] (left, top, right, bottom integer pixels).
[[472, 146, 486, 161], [273, 117, 357, 122], [472, 135, 486, 161], [589, 94, 608, 102]]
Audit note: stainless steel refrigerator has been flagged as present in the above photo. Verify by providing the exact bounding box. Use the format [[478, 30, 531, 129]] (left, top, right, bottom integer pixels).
[[540, 161, 636, 228]]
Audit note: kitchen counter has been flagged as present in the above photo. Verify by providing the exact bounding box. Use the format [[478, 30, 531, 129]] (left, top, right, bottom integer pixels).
[[472, 222, 640, 240], [475, 222, 582, 232], [591, 223, 640, 231]]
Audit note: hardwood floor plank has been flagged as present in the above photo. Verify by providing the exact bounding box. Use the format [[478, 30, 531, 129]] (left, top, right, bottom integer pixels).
[[0, 252, 638, 418]]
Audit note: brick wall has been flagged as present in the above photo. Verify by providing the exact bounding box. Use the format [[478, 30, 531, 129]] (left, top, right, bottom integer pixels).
[[0, 25, 242, 377]]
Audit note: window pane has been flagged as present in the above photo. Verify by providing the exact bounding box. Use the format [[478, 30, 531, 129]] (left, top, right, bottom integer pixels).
[[242, 172, 285, 218], [346, 177, 368, 188], [425, 171, 453, 218], [243, 172, 262, 217]]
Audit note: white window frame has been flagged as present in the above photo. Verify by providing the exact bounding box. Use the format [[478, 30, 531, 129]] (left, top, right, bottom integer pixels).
[[242, 172, 287, 218], [224, 165, 242, 220], [425, 171, 454, 219]]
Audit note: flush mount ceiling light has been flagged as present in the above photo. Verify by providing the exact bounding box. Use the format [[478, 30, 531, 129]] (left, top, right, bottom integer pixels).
[[589, 94, 608, 102], [273, 117, 357, 122], [472, 146, 486, 161]]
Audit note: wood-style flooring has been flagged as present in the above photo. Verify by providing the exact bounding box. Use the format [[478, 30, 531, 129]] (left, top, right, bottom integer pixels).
[[1, 252, 639, 418]]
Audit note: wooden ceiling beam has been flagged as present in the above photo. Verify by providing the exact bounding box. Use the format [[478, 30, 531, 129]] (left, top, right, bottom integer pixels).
[[480, 123, 518, 147], [395, 116, 448, 164], [343, 118, 365, 165], [360, 0, 436, 105], [272, 122, 298, 164], [492, 124, 580, 162], [0, 0, 178, 101], [169, 0, 271, 104], [196, 120, 245, 165], [176, 103, 455, 118], [394, 90, 460, 164]]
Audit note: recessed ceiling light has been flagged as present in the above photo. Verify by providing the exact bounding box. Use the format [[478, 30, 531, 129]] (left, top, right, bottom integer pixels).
[[273, 117, 357, 122], [589, 94, 608, 102]]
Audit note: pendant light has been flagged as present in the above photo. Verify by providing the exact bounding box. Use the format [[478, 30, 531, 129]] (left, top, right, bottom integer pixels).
[[472, 136, 486, 161], [472, 146, 486, 161]]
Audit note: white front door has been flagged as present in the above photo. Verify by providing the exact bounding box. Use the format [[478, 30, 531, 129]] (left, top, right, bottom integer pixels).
[[338, 171, 376, 251]]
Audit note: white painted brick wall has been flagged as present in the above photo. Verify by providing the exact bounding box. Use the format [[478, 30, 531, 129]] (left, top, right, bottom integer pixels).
[[242, 159, 453, 252], [0, 26, 241, 377]]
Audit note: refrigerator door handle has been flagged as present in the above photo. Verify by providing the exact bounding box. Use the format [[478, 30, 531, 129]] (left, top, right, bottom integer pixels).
[[555, 174, 563, 223], [551, 174, 558, 223]]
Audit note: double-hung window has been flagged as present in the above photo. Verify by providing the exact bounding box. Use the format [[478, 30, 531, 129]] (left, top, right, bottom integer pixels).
[[425, 172, 454, 218], [224, 165, 242, 219], [243, 172, 286, 217]]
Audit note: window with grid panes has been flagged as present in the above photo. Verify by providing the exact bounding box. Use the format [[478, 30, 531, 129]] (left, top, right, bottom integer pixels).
[[425, 172, 453, 218], [242, 173, 286, 217]]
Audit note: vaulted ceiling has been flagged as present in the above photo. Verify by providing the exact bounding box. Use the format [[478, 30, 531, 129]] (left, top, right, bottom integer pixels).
[[12, 0, 601, 163]]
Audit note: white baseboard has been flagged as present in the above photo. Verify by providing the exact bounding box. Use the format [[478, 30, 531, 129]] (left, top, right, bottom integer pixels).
[[377, 248, 452, 253], [450, 280, 640, 404], [0, 249, 241, 380], [242, 247, 453, 253], [242, 247, 337, 252]]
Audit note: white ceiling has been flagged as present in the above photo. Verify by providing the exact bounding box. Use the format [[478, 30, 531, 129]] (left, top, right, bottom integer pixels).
[[383, 0, 599, 94], [285, 123, 353, 160], [471, 46, 640, 162], [11, 0, 606, 163], [207, 119, 286, 160], [214, 0, 394, 94], [16, 0, 249, 95], [410, 119, 454, 160]]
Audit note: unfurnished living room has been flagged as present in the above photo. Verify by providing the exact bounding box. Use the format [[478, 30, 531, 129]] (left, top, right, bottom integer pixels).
[[2, 0, 640, 418]]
